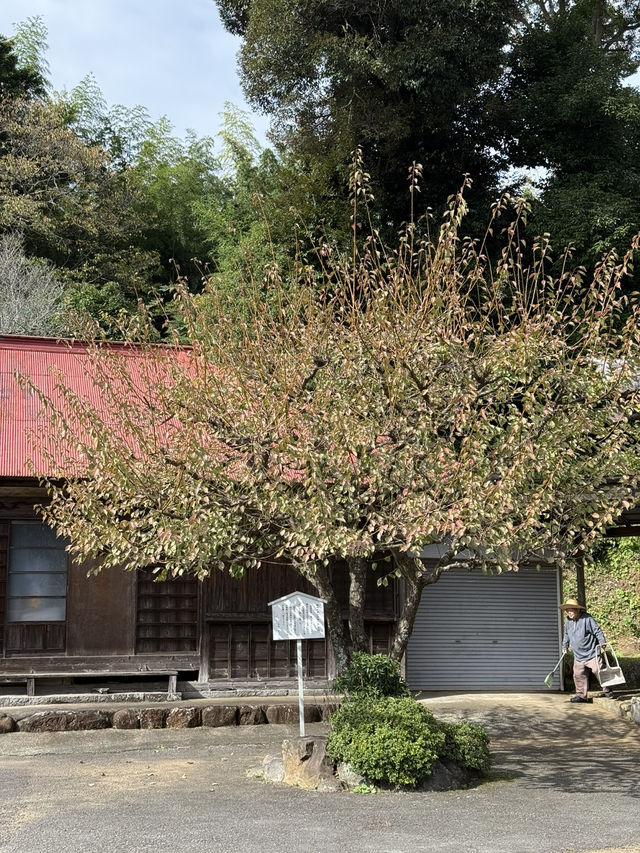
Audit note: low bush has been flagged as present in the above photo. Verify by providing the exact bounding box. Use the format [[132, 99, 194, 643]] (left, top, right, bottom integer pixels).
[[439, 720, 492, 773], [326, 696, 445, 787], [332, 652, 409, 699]]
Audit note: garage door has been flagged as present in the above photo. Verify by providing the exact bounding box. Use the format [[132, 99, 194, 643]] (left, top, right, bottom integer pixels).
[[406, 565, 562, 690]]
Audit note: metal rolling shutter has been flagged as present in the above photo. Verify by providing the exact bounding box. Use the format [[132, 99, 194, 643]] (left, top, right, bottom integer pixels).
[[406, 565, 562, 690]]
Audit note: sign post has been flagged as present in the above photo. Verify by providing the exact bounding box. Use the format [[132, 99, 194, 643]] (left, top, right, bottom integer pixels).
[[296, 638, 304, 736], [268, 592, 326, 738]]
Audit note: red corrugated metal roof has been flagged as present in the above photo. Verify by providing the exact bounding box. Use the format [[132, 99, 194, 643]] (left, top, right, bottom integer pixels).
[[0, 334, 167, 478]]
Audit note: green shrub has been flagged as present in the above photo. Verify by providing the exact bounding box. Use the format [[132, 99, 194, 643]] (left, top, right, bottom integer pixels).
[[326, 696, 445, 787], [439, 721, 492, 774], [332, 652, 410, 699]]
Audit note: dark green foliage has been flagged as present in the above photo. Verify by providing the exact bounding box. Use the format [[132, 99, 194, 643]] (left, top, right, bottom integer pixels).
[[332, 652, 409, 699], [326, 697, 446, 786], [216, 0, 515, 230], [219, 0, 640, 271], [439, 720, 492, 774], [0, 36, 45, 100], [505, 1, 640, 283]]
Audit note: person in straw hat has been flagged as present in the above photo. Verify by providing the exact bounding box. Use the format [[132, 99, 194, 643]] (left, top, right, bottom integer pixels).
[[559, 598, 613, 703]]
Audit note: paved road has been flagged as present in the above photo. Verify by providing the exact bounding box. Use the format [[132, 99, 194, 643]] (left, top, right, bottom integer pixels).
[[0, 693, 638, 853]]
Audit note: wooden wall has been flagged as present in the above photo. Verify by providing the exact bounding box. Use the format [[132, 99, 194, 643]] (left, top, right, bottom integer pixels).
[[202, 561, 398, 683], [66, 561, 135, 656], [0, 485, 398, 686], [0, 522, 7, 656], [0, 487, 200, 671]]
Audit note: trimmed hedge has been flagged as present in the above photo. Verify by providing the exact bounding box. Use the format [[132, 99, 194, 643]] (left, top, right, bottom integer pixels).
[[327, 696, 446, 786], [328, 654, 491, 787], [327, 695, 492, 787]]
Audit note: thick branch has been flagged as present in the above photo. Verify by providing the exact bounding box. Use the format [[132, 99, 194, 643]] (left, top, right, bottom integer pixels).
[[388, 550, 441, 661]]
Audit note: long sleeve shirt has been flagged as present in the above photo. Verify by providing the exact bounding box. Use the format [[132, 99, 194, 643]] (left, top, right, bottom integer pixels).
[[562, 612, 606, 662]]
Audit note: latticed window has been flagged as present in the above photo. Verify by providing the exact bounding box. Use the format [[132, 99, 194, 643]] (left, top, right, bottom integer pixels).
[[136, 570, 199, 653]]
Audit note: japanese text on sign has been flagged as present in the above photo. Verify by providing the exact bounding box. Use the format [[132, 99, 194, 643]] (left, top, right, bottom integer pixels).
[[270, 593, 325, 640]]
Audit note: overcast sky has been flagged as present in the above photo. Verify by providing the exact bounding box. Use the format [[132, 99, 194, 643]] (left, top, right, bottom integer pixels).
[[0, 0, 270, 144]]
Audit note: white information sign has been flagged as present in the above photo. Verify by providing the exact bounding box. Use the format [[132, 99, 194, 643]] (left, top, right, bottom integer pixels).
[[268, 592, 326, 737], [268, 592, 326, 641]]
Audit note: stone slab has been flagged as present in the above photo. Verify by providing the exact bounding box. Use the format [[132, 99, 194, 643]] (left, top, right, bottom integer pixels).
[[18, 710, 113, 733]]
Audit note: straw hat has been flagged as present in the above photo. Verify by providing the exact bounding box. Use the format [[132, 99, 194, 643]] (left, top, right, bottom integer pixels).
[[558, 598, 586, 611]]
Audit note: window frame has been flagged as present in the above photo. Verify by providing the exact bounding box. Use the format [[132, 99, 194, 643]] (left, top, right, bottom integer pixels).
[[6, 521, 69, 624]]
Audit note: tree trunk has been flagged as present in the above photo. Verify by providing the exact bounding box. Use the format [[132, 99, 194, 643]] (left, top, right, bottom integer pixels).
[[309, 560, 350, 675], [389, 552, 442, 662], [592, 0, 604, 44], [347, 556, 369, 654]]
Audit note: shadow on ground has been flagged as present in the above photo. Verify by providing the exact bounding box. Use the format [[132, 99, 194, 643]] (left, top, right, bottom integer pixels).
[[421, 693, 640, 797]]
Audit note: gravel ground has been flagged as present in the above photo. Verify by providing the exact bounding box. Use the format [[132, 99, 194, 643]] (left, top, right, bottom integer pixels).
[[0, 691, 638, 853]]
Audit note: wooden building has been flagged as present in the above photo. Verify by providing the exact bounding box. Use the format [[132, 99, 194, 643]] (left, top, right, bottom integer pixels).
[[0, 335, 397, 695]]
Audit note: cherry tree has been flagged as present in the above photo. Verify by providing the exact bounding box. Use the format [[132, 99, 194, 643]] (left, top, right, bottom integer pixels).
[[30, 185, 640, 670]]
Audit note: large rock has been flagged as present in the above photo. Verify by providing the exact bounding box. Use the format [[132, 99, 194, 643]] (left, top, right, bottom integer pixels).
[[631, 696, 640, 725], [238, 705, 267, 726], [421, 758, 478, 792], [0, 714, 17, 734], [166, 707, 201, 728], [140, 708, 168, 729], [282, 736, 336, 790], [265, 704, 322, 725], [113, 709, 140, 729], [201, 705, 237, 727], [18, 710, 112, 733]]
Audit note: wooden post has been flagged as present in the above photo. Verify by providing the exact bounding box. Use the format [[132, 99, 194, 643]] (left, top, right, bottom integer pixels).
[[576, 552, 587, 609]]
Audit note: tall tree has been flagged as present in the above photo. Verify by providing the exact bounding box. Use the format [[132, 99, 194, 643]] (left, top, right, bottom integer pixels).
[[0, 17, 48, 102], [0, 96, 158, 322], [8, 15, 50, 93], [217, 0, 640, 263], [216, 0, 516, 229], [27, 187, 640, 670]]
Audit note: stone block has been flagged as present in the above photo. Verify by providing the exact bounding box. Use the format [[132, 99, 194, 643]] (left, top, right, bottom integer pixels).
[[0, 713, 17, 734], [631, 696, 640, 725], [336, 762, 364, 788], [140, 708, 168, 729], [282, 735, 336, 790], [113, 709, 140, 729], [166, 707, 201, 728], [18, 710, 112, 733], [265, 704, 321, 725], [201, 705, 237, 727], [262, 755, 285, 783], [238, 705, 267, 725], [317, 775, 342, 792]]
